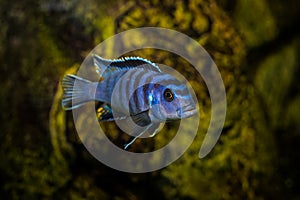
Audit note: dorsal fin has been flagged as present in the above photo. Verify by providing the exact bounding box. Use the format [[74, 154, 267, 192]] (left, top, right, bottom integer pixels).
[[93, 54, 161, 77]]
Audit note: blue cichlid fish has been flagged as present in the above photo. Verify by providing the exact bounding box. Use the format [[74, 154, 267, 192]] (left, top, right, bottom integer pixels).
[[62, 55, 197, 149]]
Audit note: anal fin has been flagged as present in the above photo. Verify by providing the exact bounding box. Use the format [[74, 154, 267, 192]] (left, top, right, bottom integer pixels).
[[96, 103, 113, 121], [96, 103, 128, 121]]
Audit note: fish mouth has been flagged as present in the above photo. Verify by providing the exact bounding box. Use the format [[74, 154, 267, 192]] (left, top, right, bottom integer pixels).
[[177, 105, 197, 118]]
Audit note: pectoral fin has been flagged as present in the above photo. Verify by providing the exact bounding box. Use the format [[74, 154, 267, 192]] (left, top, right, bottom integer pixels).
[[130, 110, 151, 127]]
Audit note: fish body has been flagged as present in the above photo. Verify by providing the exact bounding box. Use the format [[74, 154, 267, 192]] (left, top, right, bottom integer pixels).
[[62, 55, 197, 149]]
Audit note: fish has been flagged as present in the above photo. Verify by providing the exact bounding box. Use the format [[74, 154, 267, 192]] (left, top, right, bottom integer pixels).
[[61, 55, 197, 149]]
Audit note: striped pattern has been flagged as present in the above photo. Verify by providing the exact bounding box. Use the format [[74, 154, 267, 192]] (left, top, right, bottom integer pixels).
[[95, 66, 192, 118], [97, 68, 159, 115], [62, 55, 196, 122], [62, 55, 197, 149]]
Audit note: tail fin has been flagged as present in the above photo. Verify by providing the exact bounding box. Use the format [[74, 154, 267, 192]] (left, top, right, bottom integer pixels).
[[61, 74, 93, 110]]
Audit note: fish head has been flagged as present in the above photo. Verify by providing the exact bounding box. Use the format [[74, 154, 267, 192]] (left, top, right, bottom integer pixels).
[[150, 77, 197, 121]]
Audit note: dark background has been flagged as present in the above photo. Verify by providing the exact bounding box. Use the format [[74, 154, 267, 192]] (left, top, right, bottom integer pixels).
[[0, 0, 299, 199]]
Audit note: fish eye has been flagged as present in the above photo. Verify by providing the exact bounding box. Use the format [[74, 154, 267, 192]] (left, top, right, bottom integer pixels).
[[163, 88, 174, 102]]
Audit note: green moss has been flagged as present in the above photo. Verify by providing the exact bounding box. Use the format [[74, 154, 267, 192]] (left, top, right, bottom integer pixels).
[[234, 0, 277, 47]]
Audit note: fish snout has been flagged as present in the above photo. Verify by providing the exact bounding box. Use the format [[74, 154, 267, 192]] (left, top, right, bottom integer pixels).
[[177, 104, 197, 118]]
